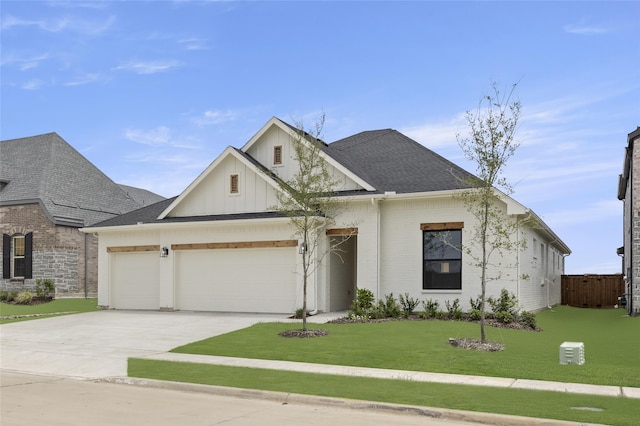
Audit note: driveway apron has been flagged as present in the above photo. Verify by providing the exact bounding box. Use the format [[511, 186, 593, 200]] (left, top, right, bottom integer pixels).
[[0, 310, 282, 379]]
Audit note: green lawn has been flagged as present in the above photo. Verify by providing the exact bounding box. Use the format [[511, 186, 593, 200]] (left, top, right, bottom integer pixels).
[[129, 359, 640, 426], [0, 298, 98, 323], [168, 306, 639, 387], [129, 306, 640, 425]]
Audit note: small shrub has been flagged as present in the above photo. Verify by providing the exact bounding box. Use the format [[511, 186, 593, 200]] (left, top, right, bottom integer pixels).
[[487, 289, 519, 317], [421, 299, 439, 319], [4, 291, 18, 303], [0, 290, 9, 302], [468, 309, 482, 321], [35, 278, 55, 299], [435, 310, 447, 320], [399, 293, 420, 318], [293, 308, 311, 319], [445, 298, 462, 320], [519, 310, 537, 329], [350, 288, 375, 318], [495, 310, 514, 324], [378, 293, 401, 318], [469, 296, 483, 311], [14, 291, 34, 305]]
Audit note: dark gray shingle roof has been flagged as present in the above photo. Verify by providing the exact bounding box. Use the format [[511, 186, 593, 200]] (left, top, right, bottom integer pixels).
[[325, 129, 475, 194], [118, 184, 166, 207], [0, 132, 164, 226], [87, 124, 479, 228]]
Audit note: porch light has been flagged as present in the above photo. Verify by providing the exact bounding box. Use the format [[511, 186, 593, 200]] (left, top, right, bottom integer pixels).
[[298, 242, 307, 255], [160, 247, 169, 257]]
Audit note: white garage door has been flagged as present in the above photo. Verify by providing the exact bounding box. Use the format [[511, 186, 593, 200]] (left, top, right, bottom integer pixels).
[[176, 247, 297, 313], [111, 252, 160, 310]]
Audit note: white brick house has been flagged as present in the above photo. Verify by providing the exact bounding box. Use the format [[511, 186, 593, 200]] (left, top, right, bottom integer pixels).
[[84, 117, 570, 313]]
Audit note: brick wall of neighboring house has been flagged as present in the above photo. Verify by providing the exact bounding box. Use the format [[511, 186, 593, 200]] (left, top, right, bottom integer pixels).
[[632, 144, 640, 315], [0, 203, 98, 297]]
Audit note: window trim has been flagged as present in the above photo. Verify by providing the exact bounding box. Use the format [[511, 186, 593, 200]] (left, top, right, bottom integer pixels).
[[229, 174, 239, 194], [273, 145, 283, 165], [421, 223, 463, 291], [3, 232, 33, 279], [13, 234, 25, 278]]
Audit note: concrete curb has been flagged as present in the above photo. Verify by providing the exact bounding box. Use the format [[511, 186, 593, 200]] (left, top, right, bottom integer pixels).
[[142, 353, 638, 399], [100, 376, 587, 426]]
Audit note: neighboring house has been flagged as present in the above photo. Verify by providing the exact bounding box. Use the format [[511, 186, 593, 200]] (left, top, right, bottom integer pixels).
[[617, 126, 640, 316], [84, 117, 570, 313], [0, 133, 165, 297]]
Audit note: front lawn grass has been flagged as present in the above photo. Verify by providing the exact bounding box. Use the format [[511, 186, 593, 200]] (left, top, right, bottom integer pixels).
[[0, 298, 98, 324], [169, 306, 639, 387], [128, 359, 640, 426]]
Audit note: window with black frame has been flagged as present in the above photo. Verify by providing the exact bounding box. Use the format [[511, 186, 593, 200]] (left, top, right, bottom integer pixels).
[[423, 229, 462, 290]]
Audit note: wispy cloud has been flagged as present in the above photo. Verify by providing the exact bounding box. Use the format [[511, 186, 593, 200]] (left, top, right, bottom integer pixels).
[[564, 23, 610, 35], [541, 199, 620, 227], [114, 60, 181, 75], [178, 37, 208, 51], [1, 53, 50, 70], [1, 14, 115, 35], [64, 72, 105, 86], [192, 109, 238, 126], [125, 126, 172, 146], [21, 79, 44, 90], [401, 114, 466, 149]]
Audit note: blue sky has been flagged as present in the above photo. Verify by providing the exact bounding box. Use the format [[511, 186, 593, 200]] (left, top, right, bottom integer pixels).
[[1, 1, 639, 274]]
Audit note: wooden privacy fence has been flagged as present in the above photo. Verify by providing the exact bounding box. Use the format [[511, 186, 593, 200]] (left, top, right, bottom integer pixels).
[[561, 274, 625, 308]]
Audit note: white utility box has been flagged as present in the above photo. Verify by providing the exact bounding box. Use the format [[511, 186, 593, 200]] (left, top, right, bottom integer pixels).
[[559, 341, 585, 365]]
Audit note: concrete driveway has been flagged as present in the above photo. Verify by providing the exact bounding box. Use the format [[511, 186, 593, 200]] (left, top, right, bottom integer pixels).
[[0, 310, 288, 379]]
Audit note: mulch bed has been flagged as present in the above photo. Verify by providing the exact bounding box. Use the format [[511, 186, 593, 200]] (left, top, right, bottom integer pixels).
[[279, 329, 329, 338], [328, 314, 541, 332], [1, 297, 53, 306], [448, 337, 505, 352]]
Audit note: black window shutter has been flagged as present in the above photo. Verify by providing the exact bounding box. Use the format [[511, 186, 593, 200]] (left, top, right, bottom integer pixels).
[[24, 232, 33, 279], [2, 234, 9, 279]]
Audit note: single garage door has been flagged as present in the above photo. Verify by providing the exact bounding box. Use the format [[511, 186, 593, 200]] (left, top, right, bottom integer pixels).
[[175, 247, 297, 313], [111, 252, 160, 310]]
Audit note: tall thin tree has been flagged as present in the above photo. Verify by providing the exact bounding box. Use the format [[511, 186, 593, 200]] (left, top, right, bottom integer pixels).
[[272, 115, 350, 332], [456, 82, 527, 343]]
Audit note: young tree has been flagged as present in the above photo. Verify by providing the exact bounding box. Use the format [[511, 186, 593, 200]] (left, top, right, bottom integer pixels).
[[272, 114, 351, 332], [456, 82, 526, 343]]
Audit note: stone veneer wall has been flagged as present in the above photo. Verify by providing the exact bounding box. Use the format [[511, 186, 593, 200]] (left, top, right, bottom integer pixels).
[[0, 204, 98, 297]]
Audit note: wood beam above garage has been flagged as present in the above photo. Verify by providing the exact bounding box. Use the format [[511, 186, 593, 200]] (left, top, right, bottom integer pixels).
[[326, 228, 358, 235], [107, 245, 160, 253], [171, 240, 298, 251]]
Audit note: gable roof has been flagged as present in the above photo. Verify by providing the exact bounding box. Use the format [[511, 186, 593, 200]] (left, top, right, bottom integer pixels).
[[0, 132, 164, 226], [157, 146, 284, 220], [325, 129, 474, 194], [118, 184, 166, 207]]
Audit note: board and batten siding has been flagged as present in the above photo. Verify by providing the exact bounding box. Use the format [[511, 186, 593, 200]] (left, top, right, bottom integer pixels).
[[245, 124, 363, 192], [169, 155, 279, 217]]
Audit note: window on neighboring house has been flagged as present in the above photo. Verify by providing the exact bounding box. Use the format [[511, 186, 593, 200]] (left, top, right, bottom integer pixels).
[[2, 232, 33, 279], [230, 174, 239, 194], [422, 225, 462, 290], [273, 145, 283, 165], [13, 235, 25, 277]]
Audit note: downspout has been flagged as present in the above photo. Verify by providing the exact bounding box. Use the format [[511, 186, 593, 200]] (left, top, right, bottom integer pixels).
[[516, 223, 520, 306], [371, 197, 381, 299]]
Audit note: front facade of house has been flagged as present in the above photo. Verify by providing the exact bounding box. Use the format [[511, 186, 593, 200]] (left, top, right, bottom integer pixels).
[[86, 118, 570, 313], [617, 127, 640, 316], [0, 133, 164, 297]]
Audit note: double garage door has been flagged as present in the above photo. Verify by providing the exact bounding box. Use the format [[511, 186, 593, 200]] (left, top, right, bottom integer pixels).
[[111, 247, 297, 313]]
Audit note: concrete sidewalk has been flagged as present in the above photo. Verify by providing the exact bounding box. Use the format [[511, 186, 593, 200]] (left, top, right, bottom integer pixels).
[[142, 352, 640, 399]]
